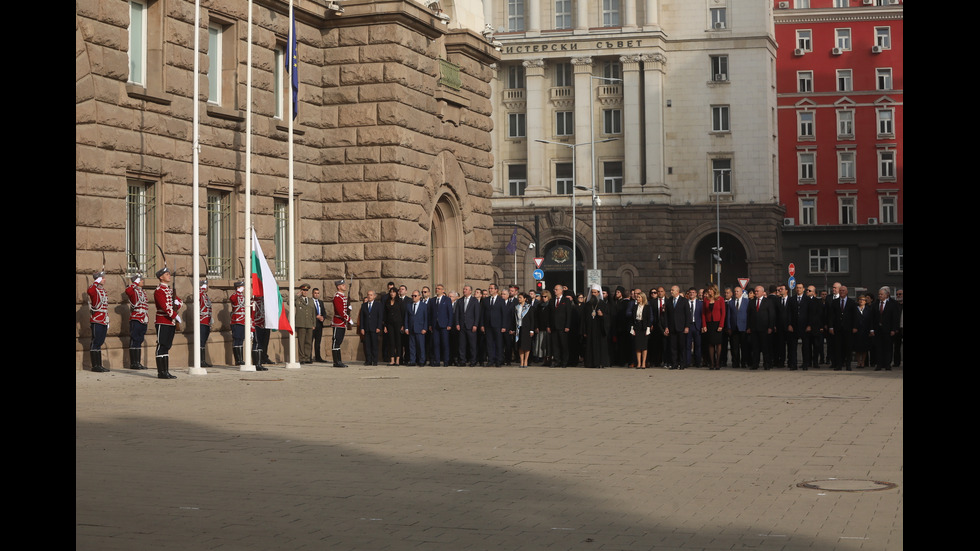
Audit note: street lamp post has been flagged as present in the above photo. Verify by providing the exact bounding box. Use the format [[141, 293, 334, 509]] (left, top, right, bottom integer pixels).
[[536, 137, 618, 295], [588, 75, 623, 281]]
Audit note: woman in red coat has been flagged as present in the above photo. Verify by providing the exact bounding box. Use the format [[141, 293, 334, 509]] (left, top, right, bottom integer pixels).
[[701, 283, 726, 370]]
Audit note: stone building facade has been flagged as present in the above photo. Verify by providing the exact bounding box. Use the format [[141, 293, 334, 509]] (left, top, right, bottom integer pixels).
[[76, 0, 499, 369], [484, 0, 784, 294]]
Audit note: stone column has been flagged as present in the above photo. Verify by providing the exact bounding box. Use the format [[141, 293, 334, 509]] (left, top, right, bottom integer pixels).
[[621, 55, 642, 193], [624, 0, 637, 29], [524, 58, 548, 194], [642, 53, 667, 193], [644, 0, 660, 29], [575, 0, 590, 34], [527, 0, 541, 35], [571, 56, 593, 193]]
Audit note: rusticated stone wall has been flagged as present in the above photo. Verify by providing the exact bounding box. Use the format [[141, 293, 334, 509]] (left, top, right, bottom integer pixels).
[[76, 0, 499, 369]]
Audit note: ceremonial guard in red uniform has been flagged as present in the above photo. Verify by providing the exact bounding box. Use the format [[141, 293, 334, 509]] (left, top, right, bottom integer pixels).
[[199, 278, 213, 368], [230, 280, 246, 366], [250, 297, 269, 371], [124, 273, 149, 369], [331, 279, 352, 367], [154, 267, 181, 379], [87, 270, 110, 372]]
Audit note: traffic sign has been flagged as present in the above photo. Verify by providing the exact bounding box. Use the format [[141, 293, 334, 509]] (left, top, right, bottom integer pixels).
[[533, 257, 544, 269], [788, 276, 796, 289], [533, 269, 544, 281], [788, 263, 796, 277], [738, 277, 750, 289]]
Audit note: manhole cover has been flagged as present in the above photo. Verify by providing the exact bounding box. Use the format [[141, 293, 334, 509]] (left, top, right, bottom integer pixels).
[[797, 479, 896, 492]]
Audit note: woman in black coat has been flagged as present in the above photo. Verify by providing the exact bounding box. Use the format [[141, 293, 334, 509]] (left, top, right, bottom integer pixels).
[[853, 295, 873, 368], [513, 292, 537, 367], [631, 291, 653, 369], [383, 287, 405, 365]]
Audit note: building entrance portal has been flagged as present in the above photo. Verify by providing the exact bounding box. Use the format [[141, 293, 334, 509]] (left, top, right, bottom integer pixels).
[[540, 240, 586, 295], [694, 233, 748, 290]]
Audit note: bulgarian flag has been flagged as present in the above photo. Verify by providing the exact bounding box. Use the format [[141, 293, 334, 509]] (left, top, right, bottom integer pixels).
[[251, 229, 293, 333]]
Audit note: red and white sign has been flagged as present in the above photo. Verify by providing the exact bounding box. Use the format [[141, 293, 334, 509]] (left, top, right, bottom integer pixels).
[[738, 277, 750, 290], [788, 263, 796, 277], [534, 257, 544, 269]]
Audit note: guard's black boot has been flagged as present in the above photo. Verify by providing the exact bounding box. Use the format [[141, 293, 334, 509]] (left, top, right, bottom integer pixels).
[[157, 355, 177, 379], [91, 350, 109, 373]]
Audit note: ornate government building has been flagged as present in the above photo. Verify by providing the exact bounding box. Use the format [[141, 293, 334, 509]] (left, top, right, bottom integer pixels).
[[484, 0, 784, 293]]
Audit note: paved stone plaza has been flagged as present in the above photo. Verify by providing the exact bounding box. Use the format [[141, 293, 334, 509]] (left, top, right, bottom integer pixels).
[[76, 364, 903, 550]]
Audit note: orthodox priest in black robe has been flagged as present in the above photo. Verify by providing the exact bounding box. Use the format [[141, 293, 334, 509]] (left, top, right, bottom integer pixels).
[[581, 284, 611, 368]]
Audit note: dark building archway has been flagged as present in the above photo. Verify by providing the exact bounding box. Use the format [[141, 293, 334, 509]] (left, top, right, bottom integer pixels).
[[693, 233, 748, 290]]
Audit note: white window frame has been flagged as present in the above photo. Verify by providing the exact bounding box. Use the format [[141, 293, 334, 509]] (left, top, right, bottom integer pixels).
[[839, 197, 856, 225], [128, 1, 147, 86], [835, 28, 851, 51], [556, 162, 574, 195], [838, 151, 855, 182], [712, 158, 732, 194], [875, 27, 891, 49], [206, 189, 232, 278], [888, 246, 903, 272], [603, 61, 622, 81], [837, 69, 852, 92], [833, 0, 848, 7], [710, 7, 727, 29], [798, 152, 815, 183], [837, 109, 854, 139], [710, 55, 729, 81], [878, 150, 896, 180], [712, 105, 730, 133], [554, 62, 572, 87], [796, 0, 811, 8], [602, 0, 621, 27], [796, 30, 812, 52], [810, 247, 849, 273], [877, 108, 894, 137], [273, 198, 289, 279], [508, 164, 528, 196], [507, 65, 526, 89], [798, 110, 815, 139], [207, 24, 223, 105], [603, 109, 623, 135], [800, 197, 817, 226], [554, 0, 572, 30], [603, 161, 623, 193], [876, 68, 893, 90], [274, 45, 285, 119], [126, 178, 157, 275], [508, 112, 526, 138], [507, 0, 525, 32], [880, 196, 898, 224], [798, 71, 813, 93], [555, 111, 574, 136]]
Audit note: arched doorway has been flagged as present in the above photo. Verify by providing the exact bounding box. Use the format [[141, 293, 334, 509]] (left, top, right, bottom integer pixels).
[[693, 232, 748, 290], [431, 192, 464, 293], [540, 239, 586, 295]]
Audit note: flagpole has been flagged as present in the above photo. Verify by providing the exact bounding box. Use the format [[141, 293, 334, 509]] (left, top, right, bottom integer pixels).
[[242, 0, 255, 372], [189, 0, 206, 376], [286, 0, 300, 369]]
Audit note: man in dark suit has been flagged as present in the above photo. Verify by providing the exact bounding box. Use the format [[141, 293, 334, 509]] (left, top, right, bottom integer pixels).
[[684, 287, 703, 368], [480, 284, 507, 367], [871, 286, 900, 371], [828, 285, 859, 370], [549, 284, 573, 367], [429, 284, 454, 367], [312, 288, 327, 362], [728, 286, 750, 368], [358, 290, 383, 366], [746, 285, 777, 369], [773, 285, 789, 368], [404, 290, 428, 366], [650, 287, 667, 367], [786, 283, 809, 370], [664, 285, 691, 369], [502, 285, 519, 366], [454, 285, 481, 366]]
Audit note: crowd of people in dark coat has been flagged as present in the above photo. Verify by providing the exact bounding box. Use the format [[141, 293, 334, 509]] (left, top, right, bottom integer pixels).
[[356, 280, 904, 371]]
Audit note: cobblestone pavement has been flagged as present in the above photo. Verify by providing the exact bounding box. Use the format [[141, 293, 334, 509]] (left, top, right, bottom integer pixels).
[[76, 362, 903, 550]]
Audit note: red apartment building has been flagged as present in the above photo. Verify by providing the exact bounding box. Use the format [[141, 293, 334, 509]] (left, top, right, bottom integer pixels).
[[774, 0, 902, 294]]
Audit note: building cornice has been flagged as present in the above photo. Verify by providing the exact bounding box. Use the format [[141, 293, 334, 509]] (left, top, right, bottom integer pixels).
[[774, 7, 903, 25]]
